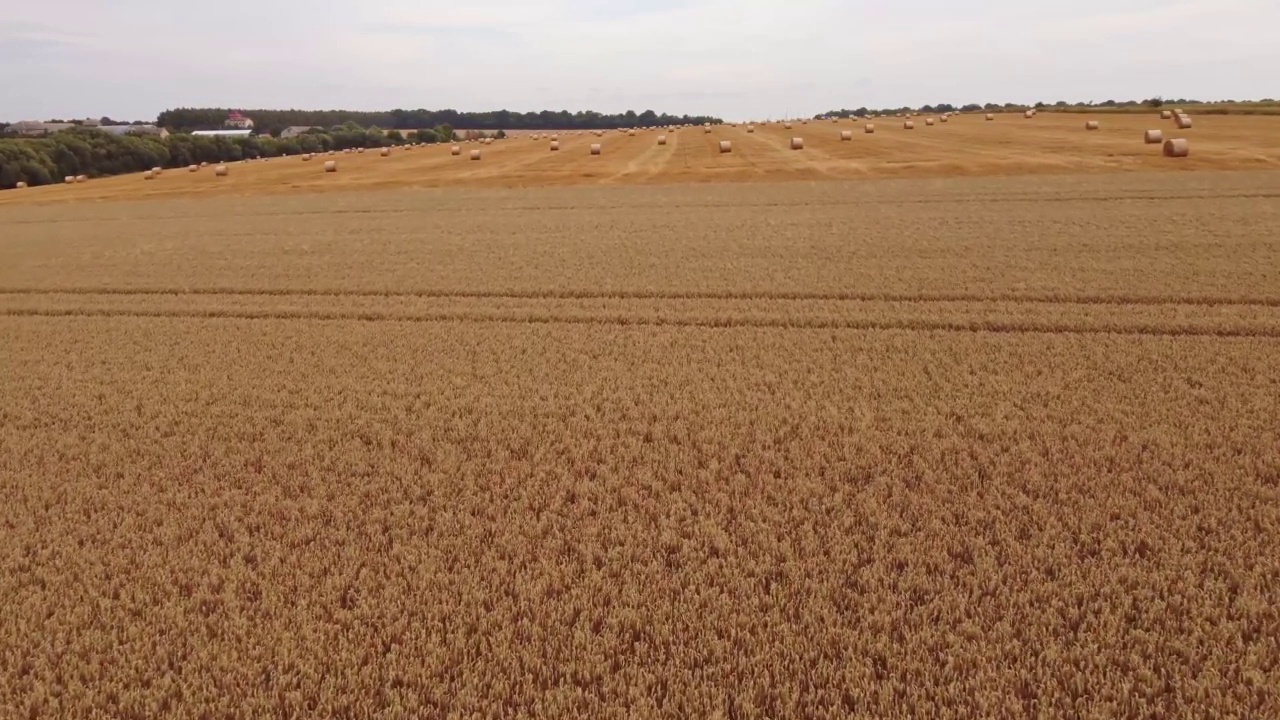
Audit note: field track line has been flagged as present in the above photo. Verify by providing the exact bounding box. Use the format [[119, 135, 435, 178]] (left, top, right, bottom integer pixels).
[[4, 307, 1279, 338], [2, 288, 1278, 307], [3, 191, 1277, 224]]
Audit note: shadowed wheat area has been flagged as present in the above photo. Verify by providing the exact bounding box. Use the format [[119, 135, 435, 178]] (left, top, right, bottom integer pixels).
[[1, 171, 1279, 719]]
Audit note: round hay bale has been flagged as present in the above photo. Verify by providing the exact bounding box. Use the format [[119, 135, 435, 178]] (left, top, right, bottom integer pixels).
[[550, 134, 559, 141], [381, 148, 391, 156], [188, 165, 199, 172], [628, 129, 636, 136], [1175, 114, 1193, 129], [719, 140, 732, 153], [783, 122, 793, 129], [925, 118, 935, 126], [940, 116, 949, 123], [903, 121, 915, 130], [747, 125, 755, 133], [200, 161, 209, 167], [657, 135, 667, 145], [1085, 121, 1100, 131], [74, 175, 87, 183], [1163, 138, 1189, 158], [15, 182, 27, 189], [151, 167, 163, 175], [703, 127, 711, 134], [323, 160, 337, 172], [549, 141, 559, 151], [143, 171, 154, 180], [985, 113, 995, 121], [790, 137, 804, 150], [590, 143, 602, 155], [358, 148, 365, 154], [470, 149, 481, 160], [840, 130, 852, 141], [865, 123, 875, 134], [451, 146, 462, 156], [1024, 110, 1035, 119], [1160, 110, 1173, 120], [302, 154, 312, 161], [214, 165, 228, 176], [1144, 129, 1164, 144], [531, 134, 540, 140]]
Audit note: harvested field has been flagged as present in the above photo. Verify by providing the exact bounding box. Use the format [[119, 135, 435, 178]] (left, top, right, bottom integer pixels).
[[2, 170, 1279, 718], [4, 113, 1280, 206]]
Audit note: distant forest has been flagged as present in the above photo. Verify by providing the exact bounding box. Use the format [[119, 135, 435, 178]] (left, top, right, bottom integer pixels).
[[157, 108, 723, 135]]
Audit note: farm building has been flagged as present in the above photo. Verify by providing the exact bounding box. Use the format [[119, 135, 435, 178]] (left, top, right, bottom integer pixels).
[[191, 129, 254, 138], [224, 111, 254, 129], [95, 124, 170, 138], [7, 121, 78, 136], [281, 126, 323, 139]]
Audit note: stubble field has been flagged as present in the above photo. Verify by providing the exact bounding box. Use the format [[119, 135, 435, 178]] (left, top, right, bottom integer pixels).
[[4, 112, 1280, 205], [1, 149, 1279, 717]]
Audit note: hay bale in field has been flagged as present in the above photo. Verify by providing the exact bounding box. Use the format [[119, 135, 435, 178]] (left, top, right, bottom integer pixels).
[[840, 130, 853, 141], [75, 175, 87, 183], [783, 122, 793, 129], [143, 171, 154, 180], [658, 135, 668, 145], [904, 121, 915, 130], [628, 129, 637, 136], [550, 140, 559, 151], [1163, 138, 1189, 157], [703, 126, 711, 134], [15, 181, 27, 189], [590, 143, 602, 155], [323, 160, 337, 172], [940, 116, 948, 123], [790, 137, 804, 150], [381, 148, 391, 157], [188, 165, 199, 172], [151, 167, 162, 176], [865, 123, 875, 134], [1024, 110, 1035, 118], [451, 146, 462, 155], [925, 118, 935, 126], [1175, 114, 1193, 129], [1160, 110, 1173, 120], [986, 113, 994, 121], [214, 165, 228, 176], [531, 134, 540, 140], [1085, 121, 1100, 130], [200, 161, 209, 167], [470, 149, 481, 160], [1144, 129, 1164, 144], [302, 154, 312, 161], [358, 148, 365, 154], [550, 134, 559, 141], [719, 140, 732, 153], [747, 126, 755, 133]]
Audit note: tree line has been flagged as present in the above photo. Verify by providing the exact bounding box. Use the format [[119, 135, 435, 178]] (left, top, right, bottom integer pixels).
[[157, 108, 722, 135], [0, 122, 456, 189], [815, 97, 1280, 118]]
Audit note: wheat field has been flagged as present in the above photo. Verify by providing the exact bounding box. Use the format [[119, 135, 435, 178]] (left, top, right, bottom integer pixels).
[[1, 140, 1279, 717], [4, 112, 1280, 206]]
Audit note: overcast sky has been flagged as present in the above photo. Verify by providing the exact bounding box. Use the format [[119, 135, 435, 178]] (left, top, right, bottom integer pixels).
[[4, 0, 1277, 122]]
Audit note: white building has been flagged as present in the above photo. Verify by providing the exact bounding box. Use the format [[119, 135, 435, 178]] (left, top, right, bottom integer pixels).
[[191, 129, 254, 138], [224, 111, 254, 129]]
